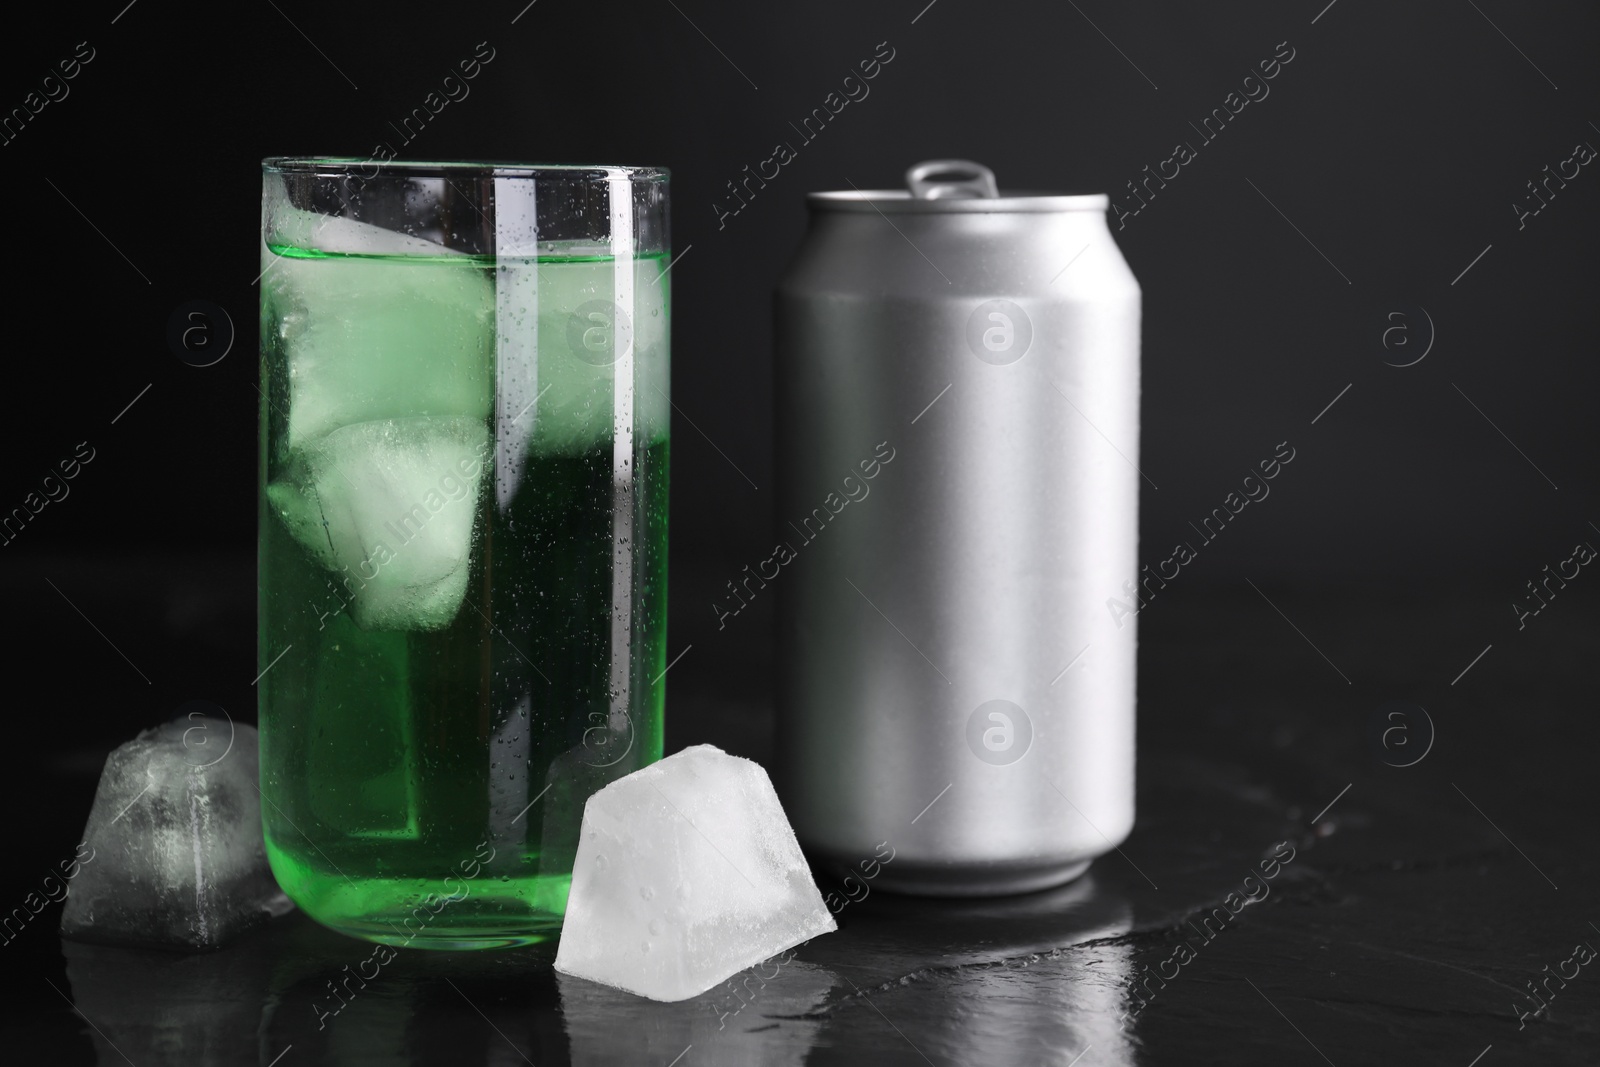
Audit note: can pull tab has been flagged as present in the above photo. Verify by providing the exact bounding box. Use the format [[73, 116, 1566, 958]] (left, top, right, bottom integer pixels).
[[905, 159, 999, 200]]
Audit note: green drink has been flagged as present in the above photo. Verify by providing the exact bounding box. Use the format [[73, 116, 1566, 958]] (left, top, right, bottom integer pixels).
[[257, 161, 670, 948]]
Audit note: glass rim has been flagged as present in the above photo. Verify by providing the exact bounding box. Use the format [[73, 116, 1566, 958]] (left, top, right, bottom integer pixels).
[[262, 156, 669, 181]]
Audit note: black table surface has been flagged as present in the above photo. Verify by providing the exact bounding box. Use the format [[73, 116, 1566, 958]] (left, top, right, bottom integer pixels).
[[3, 555, 1597, 1066]]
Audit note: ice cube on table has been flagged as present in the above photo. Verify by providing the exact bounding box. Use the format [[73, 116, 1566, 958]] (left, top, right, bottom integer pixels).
[[60, 718, 293, 950], [266, 416, 489, 631], [554, 744, 837, 1002]]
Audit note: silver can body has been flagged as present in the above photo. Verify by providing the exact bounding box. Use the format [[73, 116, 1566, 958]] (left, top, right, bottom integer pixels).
[[774, 179, 1140, 896]]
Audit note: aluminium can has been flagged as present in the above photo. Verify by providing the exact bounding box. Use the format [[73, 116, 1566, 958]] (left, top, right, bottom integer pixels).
[[774, 159, 1141, 896]]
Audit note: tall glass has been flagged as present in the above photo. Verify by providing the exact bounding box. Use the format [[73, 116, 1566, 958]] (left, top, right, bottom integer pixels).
[[257, 159, 670, 949]]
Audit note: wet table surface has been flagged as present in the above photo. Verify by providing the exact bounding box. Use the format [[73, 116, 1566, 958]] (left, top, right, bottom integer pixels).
[[6, 570, 1598, 1066]]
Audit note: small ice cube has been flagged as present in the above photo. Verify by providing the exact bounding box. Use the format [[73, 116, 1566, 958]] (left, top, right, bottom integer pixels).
[[262, 225, 494, 450], [266, 201, 472, 260], [266, 416, 489, 631], [260, 221, 494, 632], [554, 745, 837, 1002], [60, 717, 292, 949]]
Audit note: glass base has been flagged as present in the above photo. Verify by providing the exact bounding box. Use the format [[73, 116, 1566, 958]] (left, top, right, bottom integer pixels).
[[268, 844, 571, 951], [325, 902, 563, 951]]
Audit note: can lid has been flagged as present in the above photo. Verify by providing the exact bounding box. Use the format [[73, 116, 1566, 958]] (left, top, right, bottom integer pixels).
[[809, 158, 1109, 214]]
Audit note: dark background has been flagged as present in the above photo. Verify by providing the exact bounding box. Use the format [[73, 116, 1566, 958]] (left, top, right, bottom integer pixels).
[[6, 0, 1600, 670], [2, 0, 1598, 1058]]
